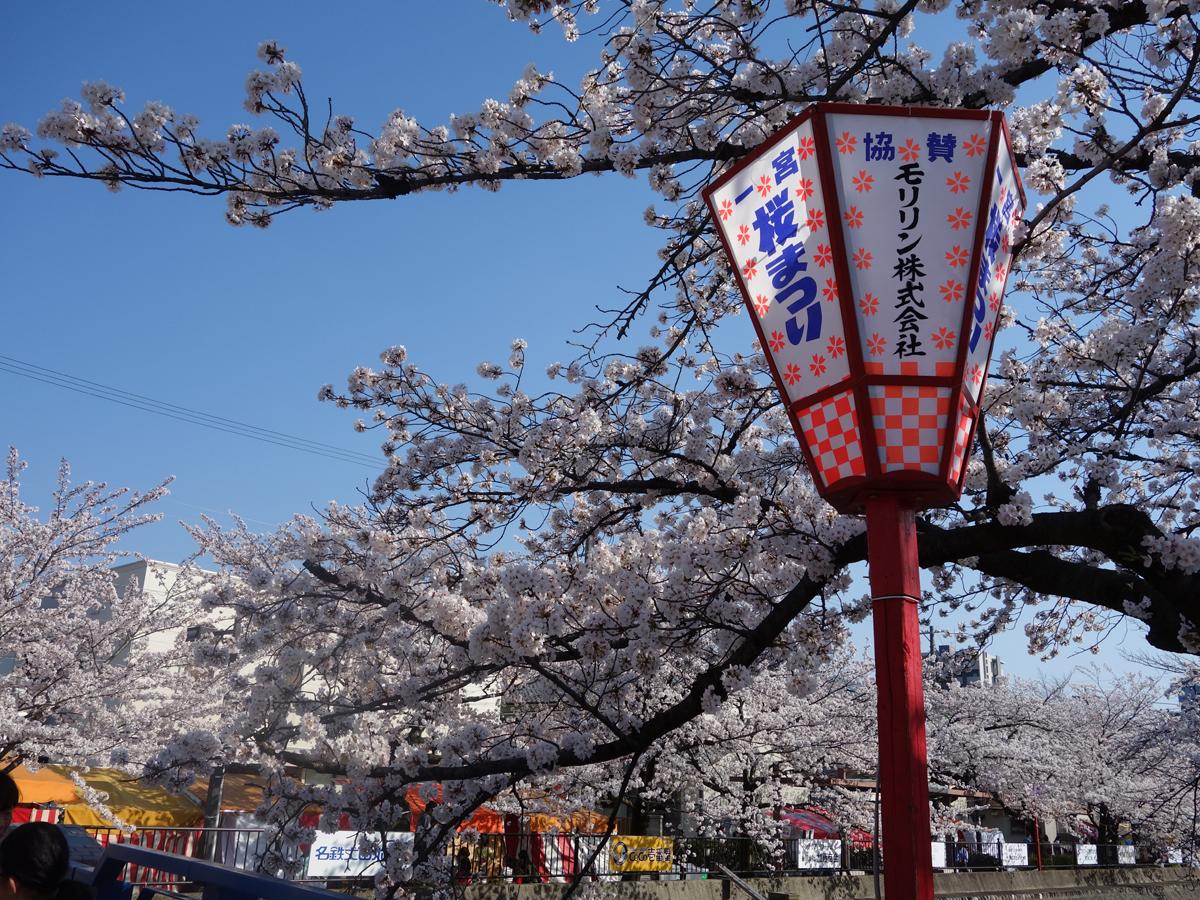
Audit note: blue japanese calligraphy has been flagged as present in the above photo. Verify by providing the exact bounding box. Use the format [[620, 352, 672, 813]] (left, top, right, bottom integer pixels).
[[752, 191, 798, 255], [766, 243, 820, 345], [771, 147, 799, 183], [926, 132, 956, 162], [864, 132, 895, 161], [968, 167, 1016, 352]]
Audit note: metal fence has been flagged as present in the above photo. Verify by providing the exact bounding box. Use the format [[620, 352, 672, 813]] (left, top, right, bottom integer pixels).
[[442, 833, 1193, 883], [77, 827, 1193, 887], [82, 826, 280, 886]]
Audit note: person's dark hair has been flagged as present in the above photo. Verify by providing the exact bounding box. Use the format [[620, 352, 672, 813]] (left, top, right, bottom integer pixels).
[[0, 770, 18, 811], [0, 823, 92, 900]]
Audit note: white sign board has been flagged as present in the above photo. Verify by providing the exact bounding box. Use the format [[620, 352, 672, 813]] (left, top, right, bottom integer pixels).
[[1043, 819, 1057, 843], [930, 841, 947, 869], [1076, 844, 1098, 865], [1167, 849, 1183, 864], [1117, 845, 1136, 865], [305, 831, 413, 879], [1001, 843, 1029, 868], [794, 839, 842, 869]]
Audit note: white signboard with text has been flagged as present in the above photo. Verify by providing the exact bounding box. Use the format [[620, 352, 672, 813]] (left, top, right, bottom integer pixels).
[[1001, 843, 1029, 868], [1117, 845, 1136, 865], [794, 839, 842, 869], [930, 841, 947, 869], [305, 831, 412, 879], [1075, 844, 1098, 865]]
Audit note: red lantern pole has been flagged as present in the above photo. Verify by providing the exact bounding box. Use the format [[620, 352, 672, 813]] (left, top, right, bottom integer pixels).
[[866, 494, 934, 900]]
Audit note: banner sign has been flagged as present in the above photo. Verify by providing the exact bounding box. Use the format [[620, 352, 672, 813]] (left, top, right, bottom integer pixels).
[[608, 836, 674, 873], [1117, 845, 1136, 865], [305, 831, 412, 878], [1001, 843, 1029, 868], [794, 839, 841, 869], [1075, 844, 1098, 865], [930, 841, 947, 869], [1167, 849, 1184, 864]]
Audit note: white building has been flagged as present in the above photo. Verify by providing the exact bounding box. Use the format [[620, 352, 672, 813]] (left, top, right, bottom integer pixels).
[[958, 650, 1005, 688]]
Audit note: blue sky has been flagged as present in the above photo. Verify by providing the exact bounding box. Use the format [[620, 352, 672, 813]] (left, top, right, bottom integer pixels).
[[0, 4, 1169, 685], [1, 4, 663, 533]]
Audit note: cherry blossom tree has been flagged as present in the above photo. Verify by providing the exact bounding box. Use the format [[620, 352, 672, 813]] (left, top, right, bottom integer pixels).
[[924, 666, 1200, 855], [0, 449, 207, 776], [5, 0, 1200, 889]]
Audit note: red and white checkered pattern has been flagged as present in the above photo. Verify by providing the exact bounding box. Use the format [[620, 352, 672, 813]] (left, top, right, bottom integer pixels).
[[797, 391, 866, 486], [948, 395, 976, 483], [868, 386, 952, 474]]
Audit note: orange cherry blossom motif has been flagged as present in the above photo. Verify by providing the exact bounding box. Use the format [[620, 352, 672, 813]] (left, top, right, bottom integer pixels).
[[810, 354, 828, 377], [988, 291, 1001, 312], [756, 174, 773, 197], [939, 279, 964, 303], [784, 363, 802, 385], [853, 248, 873, 270], [742, 258, 758, 279], [836, 131, 858, 154], [859, 292, 879, 316], [736, 224, 751, 245], [899, 138, 921, 162], [945, 245, 969, 268], [983, 320, 995, 341], [814, 243, 833, 267], [798, 136, 816, 159], [995, 263, 1007, 282], [964, 133, 986, 157], [867, 333, 886, 355], [931, 326, 956, 350], [843, 206, 864, 228], [827, 336, 846, 358], [795, 177, 815, 201], [753, 294, 770, 317], [718, 198, 734, 220], [947, 207, 973, 230], [946, 171, 970, 194], [822, 278, 838, 302], [768, 330, 786, 352], [970, 363, 984, 385], [806, 208, 826, 231], [852, 169, 875, 193]]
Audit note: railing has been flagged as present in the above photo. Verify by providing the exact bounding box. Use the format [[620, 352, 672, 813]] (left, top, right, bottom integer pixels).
[[82, 826, 285, 886], [74, 843, 346, 900], [76, 826, 1194, 888]]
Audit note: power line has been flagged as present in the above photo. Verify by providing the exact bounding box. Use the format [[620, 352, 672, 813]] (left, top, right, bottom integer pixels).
[[0, 354, 382, 470]]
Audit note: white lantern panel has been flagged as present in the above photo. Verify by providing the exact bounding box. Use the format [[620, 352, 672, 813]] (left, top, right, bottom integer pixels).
[[824, 113, 992, 376], [963, 135, 1024, 402], [709, 118, 851, 403]]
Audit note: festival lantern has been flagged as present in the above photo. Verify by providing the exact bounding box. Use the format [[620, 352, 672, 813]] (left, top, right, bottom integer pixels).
[[704, 104, 1025, 900]]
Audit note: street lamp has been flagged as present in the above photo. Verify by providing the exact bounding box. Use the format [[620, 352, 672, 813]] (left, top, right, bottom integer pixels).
[[704, 103, 1025, 900]]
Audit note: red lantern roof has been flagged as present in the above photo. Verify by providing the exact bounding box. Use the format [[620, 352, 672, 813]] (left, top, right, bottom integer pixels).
[[704, 103, 1026, 513]]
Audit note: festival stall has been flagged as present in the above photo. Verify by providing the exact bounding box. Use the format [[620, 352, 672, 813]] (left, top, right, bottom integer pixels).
[[7, 765, 77, 823]]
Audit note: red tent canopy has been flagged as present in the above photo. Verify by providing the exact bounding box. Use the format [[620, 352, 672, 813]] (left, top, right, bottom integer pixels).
[[406, 786, 504, 833], [777, 806, 873, 846]]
